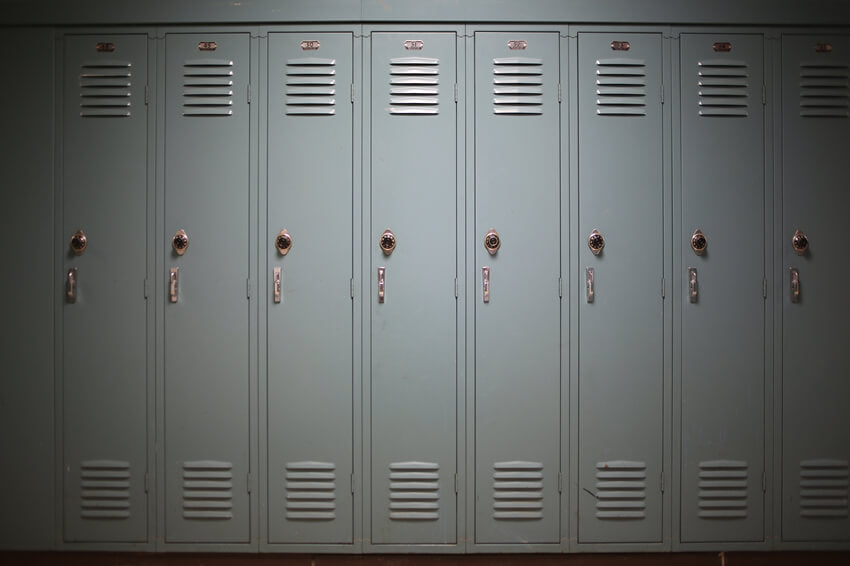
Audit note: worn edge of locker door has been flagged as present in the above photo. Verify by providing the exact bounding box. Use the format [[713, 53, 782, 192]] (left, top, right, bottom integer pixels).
[[361, 24, 466, 553], [259, 25, 363, 553], [53, 29, 157, 552], [570, 26, 673, 553], [154, 26, 260, 552], [463, 25, 565, 553], [670, 28, 773, 552]]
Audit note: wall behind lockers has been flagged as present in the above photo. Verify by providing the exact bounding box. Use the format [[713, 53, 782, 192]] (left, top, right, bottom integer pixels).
[[1, 8, 849, 556]]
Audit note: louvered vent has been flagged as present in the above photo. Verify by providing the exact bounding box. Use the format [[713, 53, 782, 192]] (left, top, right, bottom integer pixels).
[[285, 58, 336, 116], [80, 460, 131, 519], [800, 459, 849, 518], [800, 63, 850, 118], [183, 59, 234, 117], [595, 461, 647, 519], [493, 461, 544, 520], [698, 60, 749, 117], [493, 57, 543, 115], [389, 57, 439, 115], [698, 460, 748, 519], [389, 461, 440, 520], [596, 58, 647, 116], [182, 460, 233, 520], [285, 461, 336, 520], [79, 61, 132, 118]]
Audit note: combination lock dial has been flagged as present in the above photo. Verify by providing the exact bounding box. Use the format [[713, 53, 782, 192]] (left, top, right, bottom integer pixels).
[[588, 229, 605, 255], [380, 230, 396, 255], [276, 229, 293, 256], [484, 229, 501, 255], [691, 229, 707, 255], [792, 229, 808, 256], [70, 230, 87, 255], [172, 229, 189, 255]]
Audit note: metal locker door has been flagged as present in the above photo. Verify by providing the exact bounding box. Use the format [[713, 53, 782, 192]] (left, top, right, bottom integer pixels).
[[781, 34, 850, 543], [163, 32, 252, 544], [577, 32, 665, 544], [266, 31, 355, 545], [61, 34, 149, 543], [679, 33, 766, 543], [473, 31, 561, 545], [369, 31, 458, 545]]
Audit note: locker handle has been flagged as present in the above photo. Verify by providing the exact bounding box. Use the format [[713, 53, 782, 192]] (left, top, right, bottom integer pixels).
[[378, 267, 386, 303], [586, 267, 595, 303], [790, 267, 800, 303], [482, 267, 490, 303], [688, 267, 698, 303], [273, 267, 282, 304], [66, 267, 78, 303], [169, 267, 179, 303]]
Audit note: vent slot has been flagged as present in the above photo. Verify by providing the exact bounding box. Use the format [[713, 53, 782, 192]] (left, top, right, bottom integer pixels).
[[493, 461, 544, 520], [389, 57, 439, 115], [182, 460, 233, 520], [493, 57, 543, 115], [800, 459, 849, 518], [698, 59, 749, 117], [183, 59, 234, 117], [698, 460, 748, 519], [389, 461, 440, 520], [595, 58, 647, 116], [80, 460, 131, 519], [79, 61, 132, 118], [285, 57, 336, 116], [800, 63, 850, 118], [595, 460, 646, 519], [285, 461, 336, 521]]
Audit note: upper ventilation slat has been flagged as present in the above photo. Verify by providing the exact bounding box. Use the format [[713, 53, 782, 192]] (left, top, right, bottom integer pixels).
[[79, 61, 133, 118], [389, 57, 440, 116], [183, 58, 235, 117], [493, 57, 543, 116], [697, 59, 750, 117], [800, 62, 850, 118], [285, 56, 337, 116], [596, 58, 646, 116]]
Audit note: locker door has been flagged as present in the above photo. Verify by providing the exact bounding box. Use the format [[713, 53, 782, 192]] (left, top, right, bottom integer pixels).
[[163, 33, 252, 544], [781, 34, 850, 542], [266, 32, 355, 544], [473, 31, 561, 544], [577, 32, 665, 544], [369, 31, 458, 545], [61, 34, 149, 543], [679, 34, 765, 543]]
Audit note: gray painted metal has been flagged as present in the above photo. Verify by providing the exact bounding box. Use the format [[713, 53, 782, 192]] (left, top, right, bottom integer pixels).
[[679, 33, 766, 543], [266, 31, 355, 545], [781, 34, 850, 543], [369, 31, 458, 545], [473, 31, 562, 545], [61, 34, 149, 543], [163, 32, 252, 543], [577, 32, 665, 544]]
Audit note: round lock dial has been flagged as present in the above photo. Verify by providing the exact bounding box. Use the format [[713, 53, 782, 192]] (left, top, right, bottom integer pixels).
[[588, 229, 605, 255], [172, 229, 189, 255], [70, 230, 87, 255], [691, 229, 707, 255], [380, 230, 396, 255], [792, 229, 808, 255], [276, 229, 293, 256], [484, 229, 501, 255]]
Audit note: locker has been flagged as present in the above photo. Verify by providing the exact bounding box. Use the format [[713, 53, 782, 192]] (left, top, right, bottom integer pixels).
[[61, 33, 150, 543], [163, 32, 252, 544], [678, 33, 766, 543], [577, 32, 665, 544], [780, 34, 850, 542], [369, 31, 459, 545], [473, 31, 562, 545], [266, 31, 355, 545]]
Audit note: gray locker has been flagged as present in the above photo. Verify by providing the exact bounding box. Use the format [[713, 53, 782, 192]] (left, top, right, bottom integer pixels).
[[369, 31, 459, 545], [679, 33, 766, 543], [781, 34, 850, 542], [266, 31, 355, 545], [61, 34, 150, 543], [473, 31, 561, 545], [163, 33, 252, 543], [577, 32, 665, 544]]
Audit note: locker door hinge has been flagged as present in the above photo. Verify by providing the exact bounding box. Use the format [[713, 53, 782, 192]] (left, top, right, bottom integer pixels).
[[350, 83, 355, 103], [144, 278, 150, 299], [558, 276, 563, 298], [558, 472, 564, 493], [660, 472, 665, 493], [762, 471, 767, 492], [763, 278, 768, 299], [350, 473, 355, 494], [454, 473, 459, 493], [144, 472, 150, 493], [144, 85, 150, 105], [350, 277, 355, 299], [247, 472, 253, 493], [454, 277, 458, 298], [247, 278, 254, 299], [558, 84, 562, 103], [454, 83, 458, 103], [661, 276, 666, 299], [762, 84, 766, 105], [247, 84, 253, 104], [660, 83, 664, 104]]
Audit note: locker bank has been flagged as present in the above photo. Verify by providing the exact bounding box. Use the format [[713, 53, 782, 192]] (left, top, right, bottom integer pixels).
[[1, 0, 849, 558]]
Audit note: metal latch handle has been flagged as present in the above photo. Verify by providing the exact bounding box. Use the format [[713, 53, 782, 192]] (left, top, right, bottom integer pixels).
[[482, 267, 490, 303], [586, 267, 595, 303], [688, 267, 698, 303], [66, 268, 78, 303], [378, 267, 386, 303], [790, 267, 800, 303], [169, 267, 179, 303], [273, 267, 282, 303]]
